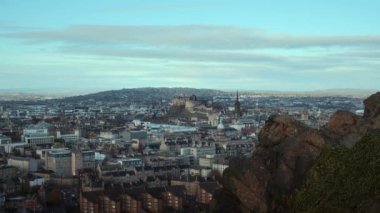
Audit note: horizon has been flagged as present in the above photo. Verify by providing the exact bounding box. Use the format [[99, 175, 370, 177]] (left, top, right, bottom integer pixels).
[[0, 87, 377, 99], [1, 0, 380, 91]]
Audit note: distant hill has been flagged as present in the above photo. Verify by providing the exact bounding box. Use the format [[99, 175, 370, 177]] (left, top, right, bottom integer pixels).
[[58, 88, 378, 103], [244, 88, 377, 98], [58, 87, 227, 103], [0, 87, 377, 102]]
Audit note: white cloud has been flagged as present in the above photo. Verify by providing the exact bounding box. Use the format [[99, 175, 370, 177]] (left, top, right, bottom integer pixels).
[[3, 25, 380, 49], [1, 24, 379, 90]]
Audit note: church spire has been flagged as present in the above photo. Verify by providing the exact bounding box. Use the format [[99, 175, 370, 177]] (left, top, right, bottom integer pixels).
[[234, 90, 241, 119]]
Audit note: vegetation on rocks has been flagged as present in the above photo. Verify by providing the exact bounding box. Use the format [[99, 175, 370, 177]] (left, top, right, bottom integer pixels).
[[291, 131, 380, 212]]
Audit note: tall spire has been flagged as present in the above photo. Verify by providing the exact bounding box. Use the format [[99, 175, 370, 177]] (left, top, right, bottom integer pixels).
[[235, 90, 241, 119]]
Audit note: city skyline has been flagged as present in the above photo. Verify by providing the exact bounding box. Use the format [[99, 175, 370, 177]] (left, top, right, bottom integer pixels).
[[1, 0, 380, 91]]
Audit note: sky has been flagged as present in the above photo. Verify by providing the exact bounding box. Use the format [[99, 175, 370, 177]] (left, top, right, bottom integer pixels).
[[0, 0, 379, 92]]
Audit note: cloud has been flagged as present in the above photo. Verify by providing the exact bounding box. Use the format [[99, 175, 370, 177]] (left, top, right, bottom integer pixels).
[[1, 24, 379, 90], [3, 25, 380, 49], [59, 46, 288, 65], [0, 22, 45, 32], [103, 3, 211, 13]]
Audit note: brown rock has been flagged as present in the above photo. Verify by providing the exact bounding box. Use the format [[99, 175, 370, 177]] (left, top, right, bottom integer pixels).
[[321, 110, 364, 148], [227, 115, 325, 212], [325, 110, 360, 130], [364, 92, 380, 118]]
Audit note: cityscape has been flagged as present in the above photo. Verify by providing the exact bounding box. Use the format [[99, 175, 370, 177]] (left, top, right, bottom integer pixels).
[[0, 87, 374, 212], [1, 0, 380, 212]]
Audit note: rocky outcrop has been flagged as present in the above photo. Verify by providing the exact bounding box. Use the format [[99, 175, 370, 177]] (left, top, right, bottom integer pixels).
[[364, 92, 380, 118], [212, 92, 380, 212], [321, 92, 380, 148], [321, 110, 364, 148], [220, 115, 325, 212]]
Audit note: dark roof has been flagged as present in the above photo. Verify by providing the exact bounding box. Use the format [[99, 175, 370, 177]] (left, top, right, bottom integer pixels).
[[105, 187, 124, 201], [199, 182, 219, 194], [125, 186, 145, 200], [103, 171, 126, 177], [100, 163, 122, 171], [171, 175, 206, 182], [126, 170, 136, 176], [82, 191, 103, 203], [166, 185, 185, 197], [146, 176, 156, 182], [146, 187, 165, 199]]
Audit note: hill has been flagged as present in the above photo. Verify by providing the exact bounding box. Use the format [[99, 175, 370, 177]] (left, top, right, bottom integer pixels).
[[58, 87, 227, 103]]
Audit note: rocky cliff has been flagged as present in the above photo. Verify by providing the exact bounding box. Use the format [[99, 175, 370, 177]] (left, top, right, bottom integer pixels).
[[211, 92, 380, 212]]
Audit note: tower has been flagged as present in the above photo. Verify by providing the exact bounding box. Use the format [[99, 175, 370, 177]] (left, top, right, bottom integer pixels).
[[234, 90, 241, 119]]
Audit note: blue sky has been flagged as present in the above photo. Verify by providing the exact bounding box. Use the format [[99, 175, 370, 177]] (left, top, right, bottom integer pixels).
[[0, 0, 379, 92]]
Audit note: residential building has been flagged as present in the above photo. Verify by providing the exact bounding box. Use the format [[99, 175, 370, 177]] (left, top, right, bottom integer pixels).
[[80, 191, 102, 213], [120, 187, 144, 213], [142, 187, 164, 213], [162, 185, 186, 211], [196, 182, 219, 204]]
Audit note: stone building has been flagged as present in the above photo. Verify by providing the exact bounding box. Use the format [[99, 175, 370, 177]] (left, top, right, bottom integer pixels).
[[46, 150, 72, 177]]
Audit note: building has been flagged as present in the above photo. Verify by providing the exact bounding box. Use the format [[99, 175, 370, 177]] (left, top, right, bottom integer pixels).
[[162, 185, 186, 211], [28, 175, 45, 187], [196, 182, 219, 204], [72, 149, 96, 176], [171, 176, 206, 196], [80, 191, 102, 213], [189, 166, 212, 177], [180, 145, 216, 160], [57, 130, 80, 143], [99, 191, 121, 213], [22, 123, 54, 147], [46, 150, 72, 177], [142, 187, 164, 213], [123, 131, 148, 144], [234, 91, 242, 119], [0, 165, 17, 179], [220, 140, 255, 157], [0, 134, 11, 144], [0, 192, 5, 208], [36, 147, 69, 161], [198, 156, 213, 167], [23, 134, 54, 147], [80, 186, 146, 213], [121, 187, 144, 213], [8, 156, 39, 172], [0, 142, 28, 154], [117, 158, 143, 168], [211, 162, 229, 175]]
